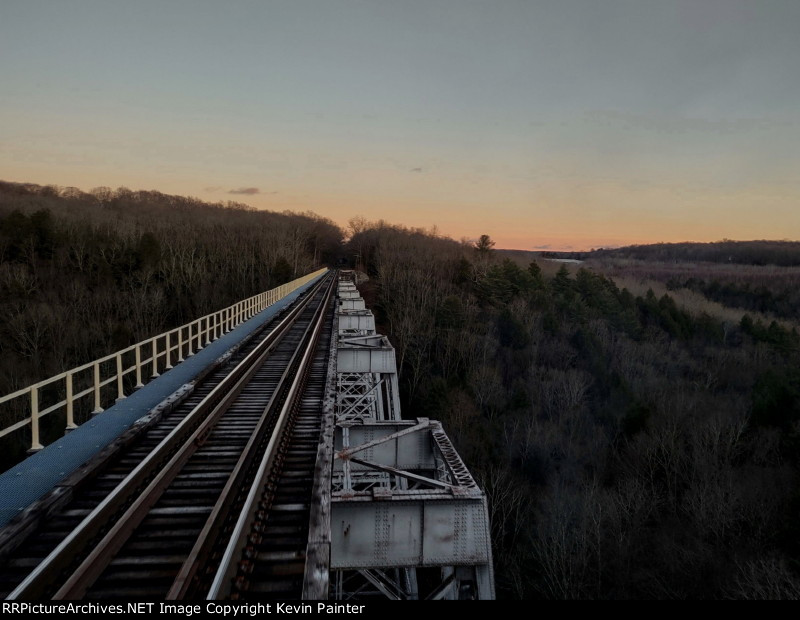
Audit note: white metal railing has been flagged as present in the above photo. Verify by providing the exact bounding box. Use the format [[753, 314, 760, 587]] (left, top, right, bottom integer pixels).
[[0, 268, 328, 452]]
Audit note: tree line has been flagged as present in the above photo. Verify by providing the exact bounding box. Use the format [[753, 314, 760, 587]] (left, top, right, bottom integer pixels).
[[669, 276, 800, 323]]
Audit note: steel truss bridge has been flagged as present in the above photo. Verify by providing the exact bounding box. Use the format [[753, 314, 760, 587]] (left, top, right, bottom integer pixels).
[[0, 269, 494, 600]]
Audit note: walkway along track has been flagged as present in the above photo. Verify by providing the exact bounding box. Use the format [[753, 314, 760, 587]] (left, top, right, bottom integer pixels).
[[2, 272, 335, 600]]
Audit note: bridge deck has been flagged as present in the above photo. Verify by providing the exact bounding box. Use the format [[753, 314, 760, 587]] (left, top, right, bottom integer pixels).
[[0, 276, 323, 527]]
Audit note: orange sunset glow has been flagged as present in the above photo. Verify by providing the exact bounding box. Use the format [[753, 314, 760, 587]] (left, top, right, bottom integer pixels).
[[2, 2, 799, 249]]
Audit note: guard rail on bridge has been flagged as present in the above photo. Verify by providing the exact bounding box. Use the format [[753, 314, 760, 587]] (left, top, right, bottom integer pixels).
[[0, 269, 327, 452]]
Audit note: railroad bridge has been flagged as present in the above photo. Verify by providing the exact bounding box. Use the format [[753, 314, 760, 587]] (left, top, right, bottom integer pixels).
[[0, 269, 494, 600]]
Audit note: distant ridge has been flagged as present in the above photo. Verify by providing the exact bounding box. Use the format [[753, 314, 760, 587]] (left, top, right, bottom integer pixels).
[[537, 240, 800, 267]]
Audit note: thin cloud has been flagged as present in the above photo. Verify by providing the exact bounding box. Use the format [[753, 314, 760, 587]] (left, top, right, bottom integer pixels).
[[533, 244, 551, 250], [410, 167, 422, 173], [228, 187, 260, 195], [204, 186, 221, 193]]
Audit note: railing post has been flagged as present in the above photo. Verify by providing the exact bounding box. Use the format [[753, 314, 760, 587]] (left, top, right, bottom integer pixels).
[[30, 387, 43, 451], [92, 362, 103, 414], [116, 353, 125, 401], [177, 327, 185, 362], [205, 316, 212, 346], [165, 332, 173, 370], [65, 371, 76, 431], [151, 339, 160, 378], [135, 345, 144, 388]]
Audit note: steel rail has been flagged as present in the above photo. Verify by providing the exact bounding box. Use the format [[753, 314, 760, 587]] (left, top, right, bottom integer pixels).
[[6, 275, 330, 600], [206, 276, 334, 600], [166, 276, 334, 599]]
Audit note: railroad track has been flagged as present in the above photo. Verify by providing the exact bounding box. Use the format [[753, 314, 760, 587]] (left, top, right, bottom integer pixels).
[[1, 272, 335, 600], [208, 296, 332, 600]]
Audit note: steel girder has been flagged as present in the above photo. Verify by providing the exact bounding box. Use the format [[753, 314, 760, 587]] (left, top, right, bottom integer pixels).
[[308, 275, 495, 600], [329, 419, 495, 600]]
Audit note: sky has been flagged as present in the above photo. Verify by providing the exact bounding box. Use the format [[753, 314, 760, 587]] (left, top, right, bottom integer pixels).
[[1, 1, 799, 250]]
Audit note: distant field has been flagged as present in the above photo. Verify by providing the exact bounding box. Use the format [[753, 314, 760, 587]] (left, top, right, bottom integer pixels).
[[586, 257, 800, 289], [497, 248, 800, 328], [587, 257, 800, 329]]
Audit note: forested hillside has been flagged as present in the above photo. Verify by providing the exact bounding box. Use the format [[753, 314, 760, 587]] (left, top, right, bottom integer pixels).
[[0, 181, 342, 400], [349, 223, 800, 599]]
